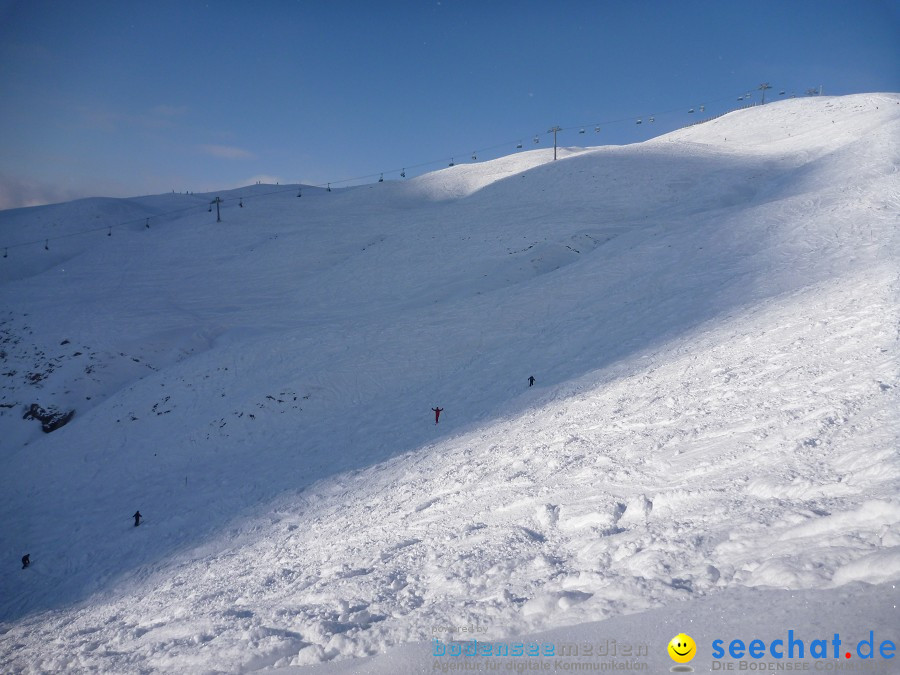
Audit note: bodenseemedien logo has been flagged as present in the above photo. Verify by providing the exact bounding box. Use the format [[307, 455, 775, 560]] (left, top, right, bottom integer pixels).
[[668, 632, 696, 672]]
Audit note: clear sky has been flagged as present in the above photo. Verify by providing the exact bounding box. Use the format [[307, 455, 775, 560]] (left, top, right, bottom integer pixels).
[[1, 0, 898, 209]]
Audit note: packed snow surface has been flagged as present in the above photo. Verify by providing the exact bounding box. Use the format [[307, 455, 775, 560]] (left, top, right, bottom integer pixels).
[[1, 94, 898, 673]]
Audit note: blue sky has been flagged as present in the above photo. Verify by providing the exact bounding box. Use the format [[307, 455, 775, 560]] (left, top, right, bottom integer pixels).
[[1, 0, 898, 209]]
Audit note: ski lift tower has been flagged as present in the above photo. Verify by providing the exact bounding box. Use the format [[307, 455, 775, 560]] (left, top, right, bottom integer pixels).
[[209, 196, 222, 222], [548, 125, 562, 160], [758, 82, 772, 104]]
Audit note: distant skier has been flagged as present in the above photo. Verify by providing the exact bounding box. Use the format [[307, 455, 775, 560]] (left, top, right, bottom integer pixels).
[[528, 375, 535, 387], [133, 511, 142, 527], [432, 406, 443, 424], [21, 554, 30, 569]]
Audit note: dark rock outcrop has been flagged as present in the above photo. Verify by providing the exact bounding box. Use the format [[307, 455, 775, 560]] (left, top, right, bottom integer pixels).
[[23, 404, 75, 433]]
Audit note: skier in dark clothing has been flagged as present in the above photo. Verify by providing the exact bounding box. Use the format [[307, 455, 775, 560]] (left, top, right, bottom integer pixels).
[[21, 554, 30, 569], [133, 511, 142, 527], [528, 375, 535, 387], [432, 407, 443, 424]]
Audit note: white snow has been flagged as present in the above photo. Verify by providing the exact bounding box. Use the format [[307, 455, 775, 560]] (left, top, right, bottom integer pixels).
[[0, 93, 898, 674]]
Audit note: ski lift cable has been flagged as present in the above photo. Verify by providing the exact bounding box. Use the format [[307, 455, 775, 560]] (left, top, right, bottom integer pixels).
[[289, 84, 748, 192], [566, 90, 750, 134], [209, 84, 760, 201], [1, 85, 785, 253], [175, 89, 772, 200], [0, 192, 242, 251]]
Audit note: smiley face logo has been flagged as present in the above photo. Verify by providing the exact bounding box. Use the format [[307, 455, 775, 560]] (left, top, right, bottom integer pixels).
[[668, 633, 696, 663]]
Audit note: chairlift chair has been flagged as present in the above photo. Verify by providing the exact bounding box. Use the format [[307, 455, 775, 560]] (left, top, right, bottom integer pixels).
[[636, 118, 642, 124], [401, 169, 406, 178], [516, 141, 523, 149], [594, 126, 600, 133], [533, 135, 540, 144], [471, 152, 477, 160], [648, 116, 655, 123], [379, 174, 384, 182], [579, 128, 585, 134], [688, 108, 695, 113]]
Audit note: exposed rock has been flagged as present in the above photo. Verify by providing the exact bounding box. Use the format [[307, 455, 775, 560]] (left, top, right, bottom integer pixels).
[[22, 404, 75, 433]]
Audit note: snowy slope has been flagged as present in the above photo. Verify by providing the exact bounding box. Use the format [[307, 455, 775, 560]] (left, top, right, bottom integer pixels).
[[0, 93, 898, 674]]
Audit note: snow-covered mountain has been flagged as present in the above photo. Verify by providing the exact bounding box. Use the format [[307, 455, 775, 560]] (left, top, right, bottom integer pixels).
[[1, 93, 898, 674]]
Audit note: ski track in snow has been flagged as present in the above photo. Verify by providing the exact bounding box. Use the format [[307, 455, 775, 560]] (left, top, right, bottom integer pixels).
[[0, 93, 899, 673]]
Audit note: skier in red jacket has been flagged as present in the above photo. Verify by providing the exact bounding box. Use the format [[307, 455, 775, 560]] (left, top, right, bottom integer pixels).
[[432, 407, 443, 424]]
